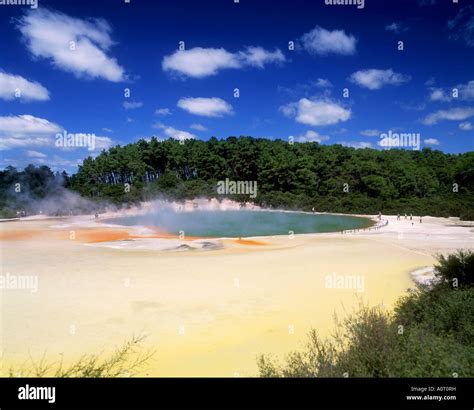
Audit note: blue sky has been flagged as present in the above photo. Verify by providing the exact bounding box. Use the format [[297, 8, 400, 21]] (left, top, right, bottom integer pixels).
[[0, 0, 473, 173]]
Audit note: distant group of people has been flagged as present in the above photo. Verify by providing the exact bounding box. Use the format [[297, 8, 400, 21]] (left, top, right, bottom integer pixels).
[[341, 220, 388, 235], [313, 208, 424, 235], [397, 213, 423, 225], [341, 212, 389, 235]]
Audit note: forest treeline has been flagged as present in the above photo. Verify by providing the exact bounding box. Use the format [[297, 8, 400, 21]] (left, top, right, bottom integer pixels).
[[0, 165, 71, 217], [1, 137, 473, 219]]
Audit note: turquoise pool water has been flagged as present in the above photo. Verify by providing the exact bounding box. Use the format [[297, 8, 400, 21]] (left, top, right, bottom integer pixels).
[[107, 210, 372, 238]]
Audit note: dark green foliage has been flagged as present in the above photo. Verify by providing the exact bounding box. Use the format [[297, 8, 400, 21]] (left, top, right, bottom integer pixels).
[[395, 286, 474, 346], [1, 138, 473, 217], [258, 304, 403, 378], [68, 137, 473, 216], [258, 250, 474, 377], [460, 209, 474, 221], [433, 250, 474, 287], [0, 165, 71, 217]]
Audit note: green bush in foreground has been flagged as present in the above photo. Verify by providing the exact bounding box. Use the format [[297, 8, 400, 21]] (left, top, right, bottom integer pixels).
[[9, 335, 154, 378], [433, 249, 474, 287], [258, 250, 474, 377]]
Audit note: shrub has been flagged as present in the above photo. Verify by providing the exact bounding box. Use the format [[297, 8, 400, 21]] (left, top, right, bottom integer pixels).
[[258, 251, 474, 378], [433, 250, 474, 287], [9, 335, 154, 378]]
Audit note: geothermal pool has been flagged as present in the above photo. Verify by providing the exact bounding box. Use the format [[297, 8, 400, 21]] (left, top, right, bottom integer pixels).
[[107, 210, 372, 237]]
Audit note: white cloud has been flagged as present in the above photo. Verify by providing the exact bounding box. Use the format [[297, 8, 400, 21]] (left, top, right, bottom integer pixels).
[[425, 77, 436, 86], [338, 141, 373, 149], [153, 123, 196, 140], [350, 69, 411, 90], [429, 88, 451, 102], [238, 46, 285, 68], [295, 130, 329, 143], [17, 8, 125, 82], [25, 150, 47, 158], [424, 138, 440, 146], [448, 6, 474, 48], [190, 123, 207, 131], [0, 114, 112, 152], [458, 80, 474, 100], [155, 108, 172, 116], [50, 155, 83, 169], [422, 107, 474, 125], [280, 98, 351, 126], [429, 80, 474, 102], [300, 26, 356, 56], [92, 136, 113, 150], [162, 48, 238, 78], [0, 71, 49, 101], [123, 101, 143, 110], [360, 129, 382, 137], [385, 22, 409, 33], [459, 121, 473, 130], [102, 127, 113, 133], [177, 97, 233, 117], [0, 114, 61, 150], [315, 78, 333, 88], [162, 46, 285, 78]]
